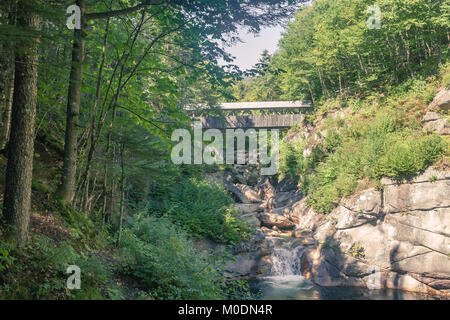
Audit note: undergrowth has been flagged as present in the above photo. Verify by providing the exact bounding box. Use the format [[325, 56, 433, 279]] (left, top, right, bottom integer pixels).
[[279, 68, 449, 214], [149, 168, 250, 244]]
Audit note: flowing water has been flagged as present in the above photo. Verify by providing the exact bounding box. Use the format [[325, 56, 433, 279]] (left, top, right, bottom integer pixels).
[[269, 239, 304, 276], [250, 238, 440, 300]]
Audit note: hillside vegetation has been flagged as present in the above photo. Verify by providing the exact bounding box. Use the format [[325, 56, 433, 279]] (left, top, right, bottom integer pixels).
[[234, 0, 449, 102], [0, 0, 448, 300], [1, 0, 292, 299], [233, 0, 449, 214], [279, 68, 450, 213]]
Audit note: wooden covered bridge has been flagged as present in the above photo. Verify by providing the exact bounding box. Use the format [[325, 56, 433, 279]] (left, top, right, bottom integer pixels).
[[187, 101, 311, 129]]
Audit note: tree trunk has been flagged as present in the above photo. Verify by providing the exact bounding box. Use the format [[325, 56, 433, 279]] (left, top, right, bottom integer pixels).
[[0, 4, 15, 150], [101, 163, 108, 228], [0, 73, 14, 150], [117, 143, 125, 247], [81, 15, 110, 212], [357, 53, 368, 75], [317, 69, 327, 98], [59, 0, 86, 203], [59, 0, 151, 204], [2, 1, 41, 246], [307, 80, 316, 109]]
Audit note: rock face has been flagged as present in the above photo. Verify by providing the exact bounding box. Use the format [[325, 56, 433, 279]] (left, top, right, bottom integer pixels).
[[217, 165, 304, 278], [423, 111, 450, 135], [294, 167, 450, 297], [259, 212, 297, 230], [423, 89, 450, 135], [221, 161, 449, 297], [211, 93, 449, 297], [225, 230, 271, 277], [235, 184, 262, 203], [430, 88, 450, 111]]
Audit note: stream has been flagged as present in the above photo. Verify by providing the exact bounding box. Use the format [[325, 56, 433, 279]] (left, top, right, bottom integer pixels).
[[250, 278, 437, 300], [219, 164, 446, 300], [249, 237, 439, 300]]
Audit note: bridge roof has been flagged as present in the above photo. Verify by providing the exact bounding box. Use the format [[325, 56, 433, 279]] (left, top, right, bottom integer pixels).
[[186, 101, 310, 111], [196, 114, 304, 129]]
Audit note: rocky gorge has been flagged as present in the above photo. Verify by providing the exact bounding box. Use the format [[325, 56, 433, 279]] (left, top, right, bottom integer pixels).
[[206, 88, 450, 298]]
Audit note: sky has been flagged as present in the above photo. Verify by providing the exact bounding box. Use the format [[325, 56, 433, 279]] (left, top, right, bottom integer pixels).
[[218, 2, 311, 71], [220, 25, 285, 71]]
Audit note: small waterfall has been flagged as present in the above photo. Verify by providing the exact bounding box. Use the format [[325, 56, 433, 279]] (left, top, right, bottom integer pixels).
[[270, 240, 304, 276], [270, 244, 304, 276], [255, 238, 313, 296]]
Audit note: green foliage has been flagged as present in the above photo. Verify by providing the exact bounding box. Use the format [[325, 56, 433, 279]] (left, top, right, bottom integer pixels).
[[280, 78, 447, 214], [324, 129, 343, 153], [118, 216, 225, 299], [222, 278, 257, 300], [234, 50, 284, 101], [150, 175, 249, 244], [0, 241, 16, 272], [279, 137, 328, 185], [378, 133, 446, 178], [0, 234, 108, 299], [306, 129, 445, 213], [279, 140, 305, 180], [348, 243, 365, 259], [233, 0, 449, 103], [0, 215, 113, 300], [68, 256, 111, 300], [3, 0, 448, 301]]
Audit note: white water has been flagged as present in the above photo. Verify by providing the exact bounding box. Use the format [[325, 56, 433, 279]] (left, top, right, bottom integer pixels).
[[255, 239, 314, 298], [270, 244, 304, 276], [262, 238, 312, 287], [253, 229, 437, 300], [254, 238, 436, 300]]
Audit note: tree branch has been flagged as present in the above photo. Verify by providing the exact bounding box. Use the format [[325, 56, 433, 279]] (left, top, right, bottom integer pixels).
[[86, 0, 165, 21], [116, 105, 169, 135]]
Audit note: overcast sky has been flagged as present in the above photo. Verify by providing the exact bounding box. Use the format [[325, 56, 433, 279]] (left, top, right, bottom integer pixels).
[[219, 25, 285, 71], [218, 2, 310, 71]]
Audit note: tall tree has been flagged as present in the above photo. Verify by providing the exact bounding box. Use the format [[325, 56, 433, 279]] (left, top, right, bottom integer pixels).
[[58, 0, 306, 204], [59, 0, 86, 203], [0, 0, 15, 149], [236, 0, 449, 103], [2, 0, 41, 245]]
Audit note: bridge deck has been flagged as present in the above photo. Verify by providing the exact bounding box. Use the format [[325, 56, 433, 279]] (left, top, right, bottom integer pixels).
[[197, 114, 304, 129], [187, 101, 311, 111]]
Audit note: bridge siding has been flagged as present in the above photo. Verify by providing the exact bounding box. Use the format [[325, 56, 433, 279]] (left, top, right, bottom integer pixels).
[[186, 100, 311, 111], [196, 114, 304, 129]]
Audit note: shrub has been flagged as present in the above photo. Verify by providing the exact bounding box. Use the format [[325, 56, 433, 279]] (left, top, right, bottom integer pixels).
[[151, 176, 249, 244], [282, 79, 447, 214], [348, 243, 365, 258], [324, 129, 342, 153], [69, 255, 111, 300], [379, 133, 446, 179], [279, 140, 305, 180], [119, 216, 225, 299], [0, 232, 113, 300], [0, 235, 74, 299]]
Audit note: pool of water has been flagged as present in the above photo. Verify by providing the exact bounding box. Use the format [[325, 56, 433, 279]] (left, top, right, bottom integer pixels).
[[250, 275, 442, 300]]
